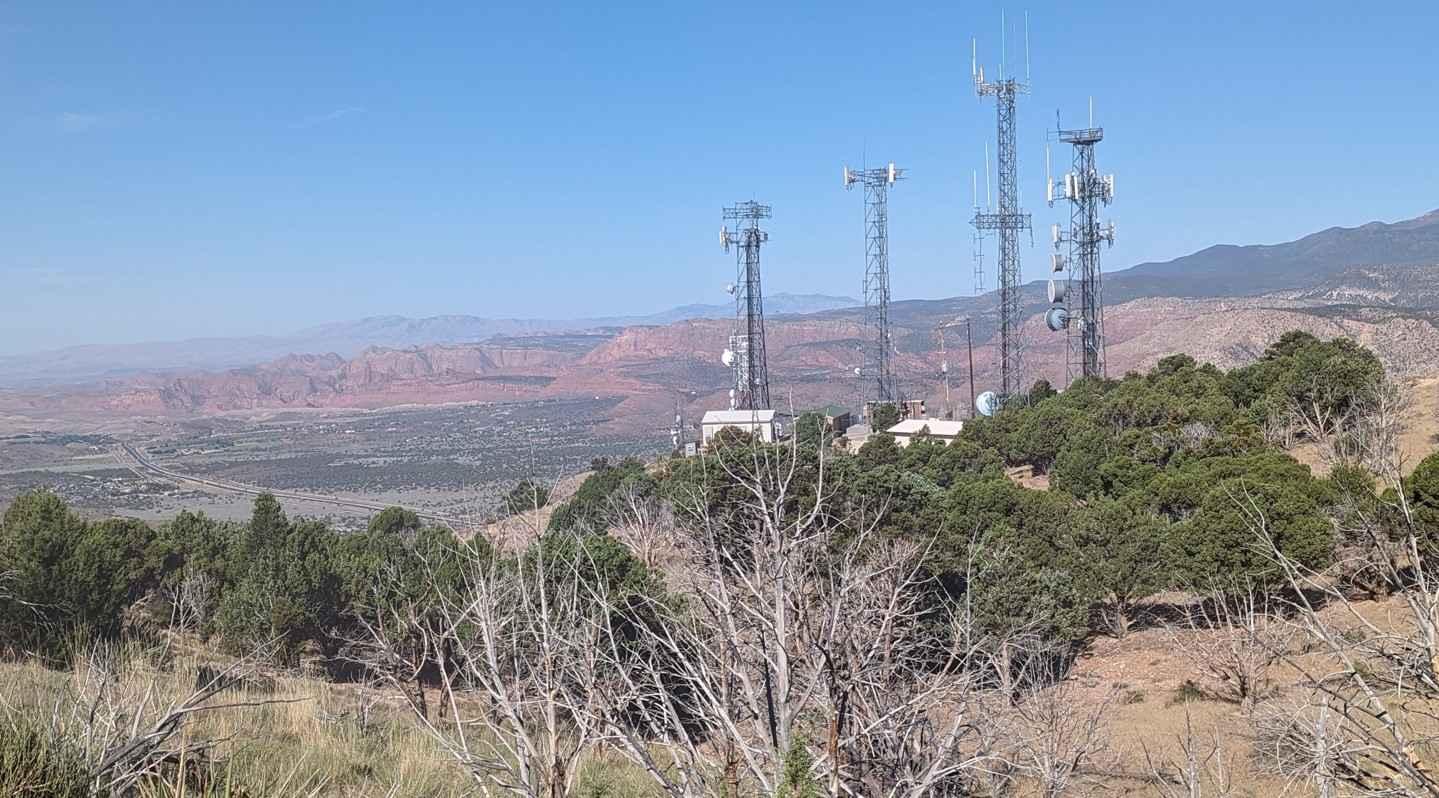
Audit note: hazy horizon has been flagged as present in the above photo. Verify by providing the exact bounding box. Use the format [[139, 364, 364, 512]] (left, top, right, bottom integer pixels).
[[4, 1, 1437, 354]]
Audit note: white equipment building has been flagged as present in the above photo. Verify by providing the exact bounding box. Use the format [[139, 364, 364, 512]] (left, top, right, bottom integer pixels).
[[700, 409, 779, 447], [886, 418, 965, 447]]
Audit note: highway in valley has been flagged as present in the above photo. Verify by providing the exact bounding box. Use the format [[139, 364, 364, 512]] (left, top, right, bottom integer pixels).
[[113, 443, 470, 531]]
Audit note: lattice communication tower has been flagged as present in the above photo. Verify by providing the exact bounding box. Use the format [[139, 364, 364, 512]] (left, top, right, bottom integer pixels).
[[844, 162, 905, 404], [971, 32, 1033, 402], [720, 201, 773, 411], [1045, 115, 1115, 384]]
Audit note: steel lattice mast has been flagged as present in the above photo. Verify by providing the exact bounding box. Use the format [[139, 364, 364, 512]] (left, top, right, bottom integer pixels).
[[1046, 117, 1115, 384], [972, 36, 1032, 402], [721, 201, 772, 411], [844, 163, 905, 404]]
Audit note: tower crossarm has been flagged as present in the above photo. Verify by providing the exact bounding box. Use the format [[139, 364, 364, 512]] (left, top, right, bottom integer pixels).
[[972, 211, 1033, 231], [1057, 127, 1103, 145], [975, 77, 1030, 98]]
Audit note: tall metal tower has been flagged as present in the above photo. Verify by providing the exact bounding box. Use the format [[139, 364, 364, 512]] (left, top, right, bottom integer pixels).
[[972, 160, 987, 295], [720, 201, 772, 411], [843, 162, 904, 404], [1045, 113, 1115, 384], [971, 32, 1032, 402]]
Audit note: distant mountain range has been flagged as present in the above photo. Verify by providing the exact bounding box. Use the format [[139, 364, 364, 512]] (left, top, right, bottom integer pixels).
[[0, 293, 859, 388], [808, 209, 1439, 352], [1104, 208, 1439, 302], [5, 208, 1439, 421]]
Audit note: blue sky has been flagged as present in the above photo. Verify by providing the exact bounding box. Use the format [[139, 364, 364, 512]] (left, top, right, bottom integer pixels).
[[2, 1, 1436, 355]]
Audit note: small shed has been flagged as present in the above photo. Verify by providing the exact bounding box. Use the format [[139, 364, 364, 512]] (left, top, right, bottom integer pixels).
[[843, 423, 873, 454], [815, 404, 853, 433], [701, 409, 779, 447], [885, 418, 965, 447]]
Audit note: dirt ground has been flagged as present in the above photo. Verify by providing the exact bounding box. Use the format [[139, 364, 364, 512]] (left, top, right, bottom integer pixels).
[[477, 469, 592, 550], [1060, 620, 1284, 796], [1048, 592, 1434, 797], [1290, 376, 1439, 477]]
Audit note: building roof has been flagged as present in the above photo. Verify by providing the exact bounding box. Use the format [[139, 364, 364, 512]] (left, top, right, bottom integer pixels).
[[701, 409, 778, 424], [815, 404, 850, 418], [886, 418, 965, 437]]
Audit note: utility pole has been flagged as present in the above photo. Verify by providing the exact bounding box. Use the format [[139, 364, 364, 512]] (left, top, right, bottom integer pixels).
[[936, 317, 977, 420], [966, 319, 976, 419]]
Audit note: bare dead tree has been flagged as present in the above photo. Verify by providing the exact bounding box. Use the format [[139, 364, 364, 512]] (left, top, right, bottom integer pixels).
[[1251, 693, 1371, 798], [1349, 379, 1409, 479], [1291, 381, 1350, 462], [1008, 663, 1115, 798], [1166, 586, 1295, 709], [1260, 381, 1439, 701], [1295, 378, 1410, 475], [1142, 703, 1233, 798], [355, 533, 607, 798], [1235, 410, 1439, 798], [968, 691, 1020, 798], [586, 432, 1004, 798], [1311, 380, 1419, 602], [1263, 408, 1295, 450], [805, 535, 996, 797], [606, 476, 679, 570], [165, 564, 216, 634]]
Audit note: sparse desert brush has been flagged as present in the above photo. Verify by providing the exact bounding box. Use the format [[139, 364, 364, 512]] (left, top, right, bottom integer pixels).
[[1168, 679, 1209, 706], [0, 639, 469, 798], [0, 713, 92, 798]]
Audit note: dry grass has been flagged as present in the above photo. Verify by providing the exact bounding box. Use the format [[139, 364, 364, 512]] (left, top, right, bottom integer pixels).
[[11, 595, 1439, 796], [0, 647, 464, 797], [0, 639, 665, 797]]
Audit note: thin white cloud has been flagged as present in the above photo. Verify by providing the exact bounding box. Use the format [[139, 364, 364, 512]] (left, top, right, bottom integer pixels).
[[291, 106, 366, 129]]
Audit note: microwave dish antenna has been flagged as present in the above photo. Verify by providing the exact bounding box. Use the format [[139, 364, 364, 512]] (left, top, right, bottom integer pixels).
[[976, 390, 1000, 417]]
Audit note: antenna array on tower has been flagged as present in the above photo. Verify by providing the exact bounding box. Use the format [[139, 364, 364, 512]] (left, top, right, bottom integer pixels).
[[1046, 112, 1116, 384]]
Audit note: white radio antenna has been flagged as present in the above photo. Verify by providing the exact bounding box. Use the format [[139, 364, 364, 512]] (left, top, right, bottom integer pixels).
[[1045, 144, 1052, 203], [1025, 10, 1031, 84], [984, 142, 992, 209], [1000, 9, 1006, 80]]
